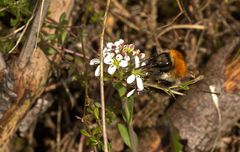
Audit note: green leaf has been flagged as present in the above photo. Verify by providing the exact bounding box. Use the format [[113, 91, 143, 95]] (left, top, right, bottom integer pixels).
[[170, 127, 183, 152], [122, 102, 130, 123], [46, 34, 57, 40], [126, 97, 134, 120], [133, 130, 139, 149], [89, 136, 99, 145], [118, 123, 131, 148], [123, 97, 134, 124], [92, 127, 100, 135], [10, 18, 19, 26], [114, 82, 127, 97], [59, 12, 67, 23], [60, 30, 68, 44], [80, 129, 91, 137], [47, 47, 56, 55], [180, 85, 189, 90], [93, 107, 99, 120]]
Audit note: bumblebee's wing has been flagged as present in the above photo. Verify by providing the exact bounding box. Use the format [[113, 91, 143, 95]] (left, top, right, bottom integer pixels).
[[143, 53, 173, 72]]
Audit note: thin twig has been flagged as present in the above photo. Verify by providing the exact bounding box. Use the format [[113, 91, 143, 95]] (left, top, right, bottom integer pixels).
[[157, 12, 183, 31], [0, 52, 6, 71], [63, 48, 89, 59], [111, 11, 141, 32], [100, 0, 111, 152], [176, 0, 192, 22], [8, 14, 34, 54], [1, 25, 25, 39], [62, 81, 75, 108], [0, 7, 8, 13], [56, 102, 62, 152], [157, 24, 206, 39], [201, 0, 212, 11], [78, 135, 85, 152], [33, 0, 45, 55]]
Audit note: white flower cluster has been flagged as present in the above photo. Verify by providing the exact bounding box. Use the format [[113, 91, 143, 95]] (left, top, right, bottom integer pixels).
[[90, 39, 147, 97]]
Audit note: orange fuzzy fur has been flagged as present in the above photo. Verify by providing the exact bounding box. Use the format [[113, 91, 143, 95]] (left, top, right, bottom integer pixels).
[[169, 50, 187, 79]]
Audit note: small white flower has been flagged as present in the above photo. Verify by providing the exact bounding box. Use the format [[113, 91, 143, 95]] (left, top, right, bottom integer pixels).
[[127, 74, 143, 90], [126, 75, 144, 97]]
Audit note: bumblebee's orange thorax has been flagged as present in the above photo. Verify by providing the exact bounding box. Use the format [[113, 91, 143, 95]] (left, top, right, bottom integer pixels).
[[169, 50, 187, 79]]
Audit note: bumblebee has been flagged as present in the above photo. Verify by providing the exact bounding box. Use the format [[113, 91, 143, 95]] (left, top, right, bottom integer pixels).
[[146, 50, 187, 84]]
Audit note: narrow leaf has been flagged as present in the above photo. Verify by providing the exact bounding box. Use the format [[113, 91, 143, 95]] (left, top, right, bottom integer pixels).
[[80, 129, 91, 137], [118, 123, 131, 148]]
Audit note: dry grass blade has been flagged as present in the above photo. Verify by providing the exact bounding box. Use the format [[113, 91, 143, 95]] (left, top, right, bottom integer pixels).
[[157, 24, 206, 38]]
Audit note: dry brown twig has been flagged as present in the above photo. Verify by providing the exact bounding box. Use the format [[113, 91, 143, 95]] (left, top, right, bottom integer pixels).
[[157, 24, 206, 39], [56, 102, 62, 152], [100, 0, 111, 151], [0, 52, 6, 71]]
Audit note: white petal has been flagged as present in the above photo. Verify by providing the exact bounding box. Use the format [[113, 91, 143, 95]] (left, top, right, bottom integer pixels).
[[118, 39, 124, 44], [135, 56, 140, 68], [132, 50, 137, 56], [114, 41, 121, 47], [90, 58, 100, 65], [104, 57, 113, 64], [103, 51, 111, 57], [104, 53, 114, 64], [140, 53, 145, 59], [108, 65, 117, 75], [116, 54, 123, 61], [103, 47, 109, 54], [95, 65, 100, 76], [141, 62, 146, 66], [115, 49, 120, 53], [127, 74, 135, 84], [132, 49, 139, 56], [136, 75, 144, 91], [124, 56, 130, 61], [105, 52, 115, 58], [127, 89, 135, 97], [119, 60, 128, 67], [107, 42, 113, 48]]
